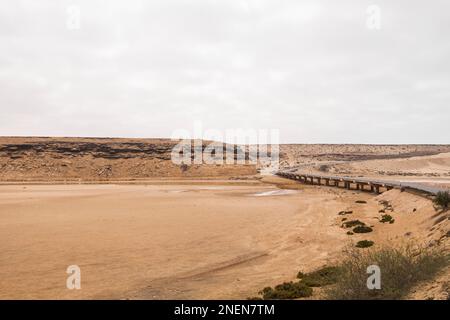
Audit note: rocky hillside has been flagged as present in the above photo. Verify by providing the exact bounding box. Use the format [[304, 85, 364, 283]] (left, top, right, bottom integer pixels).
[[0, 137, 256, 181]]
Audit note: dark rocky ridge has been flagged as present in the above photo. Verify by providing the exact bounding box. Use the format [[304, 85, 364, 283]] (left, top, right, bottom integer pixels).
[[0, 137, 258, 181], [0, 141, 175, 160]]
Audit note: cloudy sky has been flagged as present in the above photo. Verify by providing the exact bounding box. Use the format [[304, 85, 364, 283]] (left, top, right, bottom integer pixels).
[[0, 0, 449, 143]]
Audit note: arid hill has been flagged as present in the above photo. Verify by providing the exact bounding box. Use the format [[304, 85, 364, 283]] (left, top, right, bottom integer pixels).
[[2, 137, 450, 182], [0, 137, 256, 181], [279, 144, 450, 168]]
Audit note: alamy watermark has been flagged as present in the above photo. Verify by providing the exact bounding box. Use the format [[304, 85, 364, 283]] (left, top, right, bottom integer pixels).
[[66, 265, 81, 290], [170, 122, 280, 175], [367, 264, 381, 290], [366, 5, 381, 30], [66, 5, 81, 30]]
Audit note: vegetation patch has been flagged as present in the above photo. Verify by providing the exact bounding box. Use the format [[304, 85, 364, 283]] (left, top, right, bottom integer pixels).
[[356, 240, 374, 248], [353, 225, 373, 233], [255, 242, 449, 300], [433, 191, 450, 209], [297, 266, 341, 287], [347, 231, 354, 235], [259, 282, 313, 299], [342, 220, 365, 228], [338, 210, 353, 215], [379, 214, 395, 224], [355, 200, 367, 204], [326, 245, 449, 300], [379, 200, 394, 211]]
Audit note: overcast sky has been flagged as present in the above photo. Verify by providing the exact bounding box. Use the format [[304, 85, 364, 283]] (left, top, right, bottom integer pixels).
[[0, 0, 449, 143]]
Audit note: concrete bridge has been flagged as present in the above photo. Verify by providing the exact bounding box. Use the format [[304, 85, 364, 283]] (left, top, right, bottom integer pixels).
[[276, 171, 446, 195]]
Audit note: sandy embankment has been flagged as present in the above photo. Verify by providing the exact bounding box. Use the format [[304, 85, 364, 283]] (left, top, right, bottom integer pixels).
[[285, 152, 450, 192]]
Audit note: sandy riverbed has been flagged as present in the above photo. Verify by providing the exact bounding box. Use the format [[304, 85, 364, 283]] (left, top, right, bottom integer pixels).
[[0, 179, 364, 299]]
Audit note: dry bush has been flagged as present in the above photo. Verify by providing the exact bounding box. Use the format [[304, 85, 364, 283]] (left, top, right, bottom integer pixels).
[[259, 282, 313, 299], [379, 214, 395, 224], [434, 191, 450, 209], [356, 240, 374, 248], [326, 244, 449, 300], [353, 225, 373, 233], [297, 266, 341, 287]]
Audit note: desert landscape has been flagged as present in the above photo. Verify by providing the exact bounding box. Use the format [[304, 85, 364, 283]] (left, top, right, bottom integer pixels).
[[1, 137, 449, 300], [1, 1, 449, 313]]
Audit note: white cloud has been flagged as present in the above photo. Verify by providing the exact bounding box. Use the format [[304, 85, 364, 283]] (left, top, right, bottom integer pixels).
[[0, 0, 449, 143]]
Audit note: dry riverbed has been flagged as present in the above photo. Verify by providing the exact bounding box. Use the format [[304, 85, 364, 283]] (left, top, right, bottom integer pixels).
[[2, 177, 446, 299], [0, 178, 371, 299]]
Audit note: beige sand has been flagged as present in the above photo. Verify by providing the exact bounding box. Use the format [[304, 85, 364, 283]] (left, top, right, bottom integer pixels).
[[1, 179, 367, 299], [1, 138, 449, 299], [325, 152, 450, 177], [1, 178, 448, 299]]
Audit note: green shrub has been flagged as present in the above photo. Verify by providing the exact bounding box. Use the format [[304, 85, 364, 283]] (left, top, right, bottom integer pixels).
[[433, 191, 450, 209], [355, 200, 367, 204], [325, 244, 449, 300], [259, 282, 313, 299], [353, 225, 373, 233], [347, 231, 354, 235], [299, 266, 341, 287], [380, 214, 394, 223], [356, 240, 374, 248], [342, 220, 365, 228]]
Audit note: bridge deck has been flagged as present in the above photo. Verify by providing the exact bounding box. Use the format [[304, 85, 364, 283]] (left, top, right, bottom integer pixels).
[[276, 171, 446, 195]]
